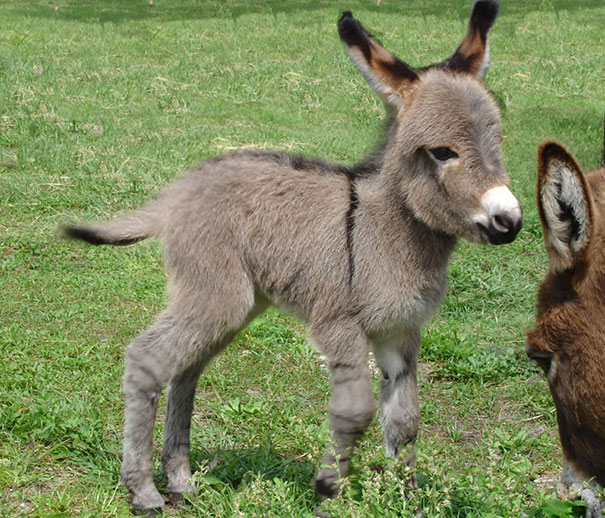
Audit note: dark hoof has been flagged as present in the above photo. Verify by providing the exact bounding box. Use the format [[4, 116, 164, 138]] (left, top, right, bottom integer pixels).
[[314, 477, 338, 499], [131, 505, 163, 516], [314, 505, 332, 518], [166, 492, 184, 506]]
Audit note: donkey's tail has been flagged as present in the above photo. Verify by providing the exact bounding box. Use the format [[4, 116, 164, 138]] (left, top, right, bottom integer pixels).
[[63, 205, 160, 246]]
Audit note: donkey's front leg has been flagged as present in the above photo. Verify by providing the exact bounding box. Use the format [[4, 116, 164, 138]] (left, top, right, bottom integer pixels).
[[312, 322, 376, 499], [557, 459, 604, 518], [374, 329, 421, 478]]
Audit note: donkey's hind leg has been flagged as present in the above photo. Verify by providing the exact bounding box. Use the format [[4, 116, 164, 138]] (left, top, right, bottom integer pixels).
[[161, 301, 268, 500], [161, 362, 204, 499], [121, 315, 176, 515], [374, 329, 421, 486], [312, 320, 377, 499], [122, 278, 260, 515]]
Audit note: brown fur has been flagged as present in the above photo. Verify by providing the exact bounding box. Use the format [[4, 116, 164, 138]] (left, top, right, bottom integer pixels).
[[527, 141, 605, 515], [63, 4, 520, 516]]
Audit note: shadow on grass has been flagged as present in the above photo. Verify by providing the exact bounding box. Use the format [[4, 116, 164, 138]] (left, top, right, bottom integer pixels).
[[11, 0, 605, 26], [147, 444, 319, 514], [190, 443, 316, 489]]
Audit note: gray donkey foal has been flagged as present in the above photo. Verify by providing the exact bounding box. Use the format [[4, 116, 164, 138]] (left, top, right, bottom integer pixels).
[[65, 2, 521, 514]]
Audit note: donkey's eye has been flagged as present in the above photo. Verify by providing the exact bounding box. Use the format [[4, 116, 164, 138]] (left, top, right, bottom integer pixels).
[[526, 344, 554, 377], [533, 355, 552, 376], [429, 147, 459, 161]]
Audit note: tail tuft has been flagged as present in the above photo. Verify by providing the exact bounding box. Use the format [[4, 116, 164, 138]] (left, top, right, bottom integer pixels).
[[62, 224, 147, 246], [63, 224, 107, 245]]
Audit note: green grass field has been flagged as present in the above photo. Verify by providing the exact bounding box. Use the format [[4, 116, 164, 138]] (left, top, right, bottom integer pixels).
[[1, 1, 604, 516]]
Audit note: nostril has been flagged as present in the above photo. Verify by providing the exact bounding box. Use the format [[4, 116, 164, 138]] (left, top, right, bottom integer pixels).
[[477, 186, 523, 244], [492, 214, 513, 234], [479, 211, 522, 245]]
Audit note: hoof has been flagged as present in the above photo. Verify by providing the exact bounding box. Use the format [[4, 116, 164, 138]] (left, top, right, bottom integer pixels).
[[314, 476, 338, 499], [314, 505, 332, 518], [166, 481, 194, 497], [130, 492, 166, 516], [408, 472, 418, 491], [131, 504, 163, 516], [579, 488, 604, 518], [166, 491, 184, 505]]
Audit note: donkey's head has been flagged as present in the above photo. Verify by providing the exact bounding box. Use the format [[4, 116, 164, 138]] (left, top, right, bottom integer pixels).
[[338, 1, 522, 245], [526, 142, 605, 489]]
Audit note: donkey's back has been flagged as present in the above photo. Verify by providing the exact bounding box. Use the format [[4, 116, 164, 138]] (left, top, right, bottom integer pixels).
[[70, 150, 363, 318]]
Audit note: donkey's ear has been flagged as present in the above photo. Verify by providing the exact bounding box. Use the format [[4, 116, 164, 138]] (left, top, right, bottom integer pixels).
[[338, 12, 418, 109], [537, 141, 594, 273], [441, 0, 500, 79]]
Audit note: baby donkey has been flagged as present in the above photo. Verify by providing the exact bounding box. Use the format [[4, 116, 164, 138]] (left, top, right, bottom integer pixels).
[[527, 142, 605, 517], [65, 1, 521, 515]]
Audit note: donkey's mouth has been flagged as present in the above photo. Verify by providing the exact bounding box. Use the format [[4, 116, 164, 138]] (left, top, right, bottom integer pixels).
[[476, 214, 523, 245]]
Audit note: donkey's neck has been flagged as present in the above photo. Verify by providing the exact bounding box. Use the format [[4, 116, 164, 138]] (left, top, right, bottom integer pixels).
[[350, 173, 456, 336], [355, 170, 457, 272]]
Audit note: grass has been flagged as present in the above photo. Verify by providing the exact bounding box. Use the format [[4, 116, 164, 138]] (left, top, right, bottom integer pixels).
[[1, 0, 604, 516]]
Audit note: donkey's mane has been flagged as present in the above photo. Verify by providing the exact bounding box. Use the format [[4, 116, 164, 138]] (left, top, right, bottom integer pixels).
[[209, 147, 386, 181]]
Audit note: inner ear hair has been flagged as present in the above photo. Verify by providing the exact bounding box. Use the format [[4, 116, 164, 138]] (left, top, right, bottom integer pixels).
[[538, 142, 593, 272]]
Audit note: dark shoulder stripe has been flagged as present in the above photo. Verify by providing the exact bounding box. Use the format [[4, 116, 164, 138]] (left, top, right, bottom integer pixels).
[[345, 178, 360, 287]]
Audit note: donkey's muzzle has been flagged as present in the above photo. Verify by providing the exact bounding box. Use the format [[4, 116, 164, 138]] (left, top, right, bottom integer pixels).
[[475, 185, 523, 245], [478, 212, 523, 245]]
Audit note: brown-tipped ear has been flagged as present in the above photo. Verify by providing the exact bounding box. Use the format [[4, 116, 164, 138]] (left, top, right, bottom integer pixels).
[[338, 11, 418, 108], [537, 141, 594, 273], [441, 0, 500, 78]]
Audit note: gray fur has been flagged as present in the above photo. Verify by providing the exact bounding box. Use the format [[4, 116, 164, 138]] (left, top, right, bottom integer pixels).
[[558, 459, 604, 518], [63, 7, 521, 515]]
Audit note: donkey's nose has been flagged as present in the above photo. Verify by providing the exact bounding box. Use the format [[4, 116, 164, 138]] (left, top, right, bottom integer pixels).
[[475, 185, 523, 245], [480, 211, 523, 245]]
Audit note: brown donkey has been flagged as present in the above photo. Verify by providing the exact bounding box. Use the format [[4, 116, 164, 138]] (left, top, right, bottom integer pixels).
[[64, 2, 521, 515], [527, 142, 605, 517]]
